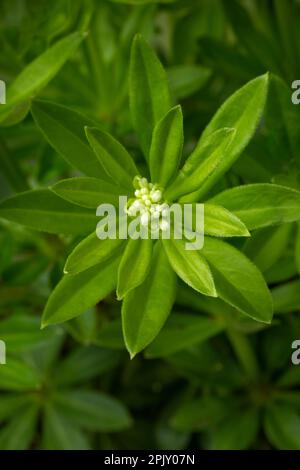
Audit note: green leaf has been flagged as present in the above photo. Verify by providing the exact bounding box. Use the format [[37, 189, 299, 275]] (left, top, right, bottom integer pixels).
[[0, 405, 38, 450], [145, 313, 224, 358], [204, 204, 250, 237], [244, 225, 292, 273], [117, 238, 153, 299], [31, 101, 108, 180], [0, 189, 97, 235], [208, 409, 259, 450], [201, 237, 273, 323], [31, 100, 107, 178], [129, 34, 172, 157], [0, 394, 34, 421], [211, 184, 300, 230], [264, 404, 300, 450], [149, 105, 183, 187], [50, 177, 124, 209], [53, 346, 120, 387], [182, 73, 269, 201], [167, 65, 211, 100], [42, 255, 120, 327], [53, 390, 132, 432], [85, 127, 138, 189], [0, 32, 86, 125], [165, 128, 235, 201], [272, 280, 300, 314], [0, 314, 62, 353], [64, 232, 125, 275], [42, 406, 90, 450], [162, 238, 216, 297], [170, 396, 231, 432], [94, 319, 125, 350], [122, 242, 177, 357], [0, 358, 41, 391], [295, 222, 300, 274]]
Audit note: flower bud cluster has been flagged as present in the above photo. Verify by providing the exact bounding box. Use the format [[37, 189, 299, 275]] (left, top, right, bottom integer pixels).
[[126, 176, 169, 231]]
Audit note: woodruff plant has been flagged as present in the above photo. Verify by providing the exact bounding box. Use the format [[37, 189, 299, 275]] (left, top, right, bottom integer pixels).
[[1, 35, 300, 357]]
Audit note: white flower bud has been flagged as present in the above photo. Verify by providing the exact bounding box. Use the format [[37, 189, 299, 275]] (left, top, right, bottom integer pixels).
[[151, 190, 162, 203], [141, 212, 149, 226], [160, 219, 169, 231]]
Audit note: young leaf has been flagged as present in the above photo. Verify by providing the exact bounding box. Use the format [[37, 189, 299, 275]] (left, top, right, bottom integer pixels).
[[201, 237, 273, 323], [165, 128, 235, 201], [162, 238, 216, 297], [53, 390, 132, 432], [50, 177, 125, 209], [117, 238, 153, 299], [42, 255, 120, 327], [0, 189, 97, 235], [64, 232, 125, 275], [0, 32, 86, 125], [182, 73, 269, 201], [204, 204, 250, 237], [149, 105, 183, 187], [85, 127, 138, 189], [145, 313, 224, 358], [122, 242, 177, 357], [210, 184, 300, 230], [31, 100, 107, 179], [129, 34, 172, 157]]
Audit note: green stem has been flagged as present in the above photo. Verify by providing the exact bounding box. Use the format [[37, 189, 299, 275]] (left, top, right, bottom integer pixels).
[[227, 328, 259, 383]]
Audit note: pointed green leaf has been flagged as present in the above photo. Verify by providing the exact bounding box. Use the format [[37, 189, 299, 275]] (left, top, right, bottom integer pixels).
[[0, 32, 86, 125], [53, 390, 132, 432], [0, 358, 41, 391], [208, 409, 259, 450], [204, 204, 250, 237], [42, 255, 120, 327], [53, 346, 120, 387], [163, 238, 216, 297], [129, 34, 172, 157], [182, 73, 269, 201], [122, 242, 176, 356], [168, 65, 211, 100], [117, 238, 153, 299], [64, 232, 125, 275], [31, 100, 107, 178], [145, 313, 224, 358], [0, 394, 34, 421], [210, 184, 300, 230], [149, 105, 183, 187], [202, 237, 273, 323], [165, 128, 235, 201], [42, 406, 90, 450], [244, 225, 292, 273], [85, 127, 138, 189], [50, 177, 125, 209], [264, 404, 300, 450], [296, 222, 300, 274], [0, 189, 97, 235], [0, 405, 38, 450]]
